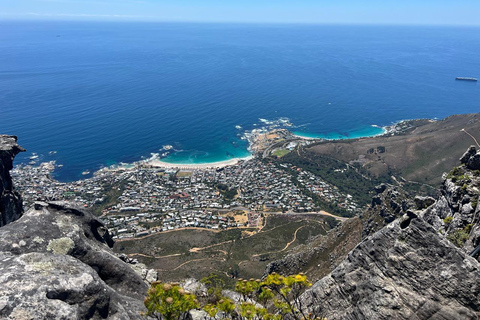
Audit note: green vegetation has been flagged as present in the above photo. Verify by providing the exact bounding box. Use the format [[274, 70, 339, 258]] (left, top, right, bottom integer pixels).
[[447, 224, 473, 248], [91, 181, 127, 216], [443, 216, 453, 225], [272, 149, 291, 158], [446, 166, 464, 180], [472, 198, 478, 210], [217, 183, 238, 202], [114, 214, 331, 284], [144, 282, 199, 320], [445, 166, 472, 186], [144, 273, 324, 320], [273, 150, 380, 210]]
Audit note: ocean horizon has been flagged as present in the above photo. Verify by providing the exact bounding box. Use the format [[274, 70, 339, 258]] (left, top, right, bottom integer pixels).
[[1, 21, 479, 181]]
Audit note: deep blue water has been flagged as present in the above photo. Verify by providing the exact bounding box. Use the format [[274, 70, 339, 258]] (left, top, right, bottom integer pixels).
[[1, 21, 479, 181]]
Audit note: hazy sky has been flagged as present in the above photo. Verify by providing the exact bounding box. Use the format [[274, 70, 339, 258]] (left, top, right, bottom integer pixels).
[[1, 0, 480, 25]]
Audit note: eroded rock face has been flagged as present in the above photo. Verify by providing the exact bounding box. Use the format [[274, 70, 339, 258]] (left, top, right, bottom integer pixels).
[[0, 201, 148, 319], [422, 158, 480, 258], [0, 135, 149, 319], [300, 215, 480, 320], [0, 135, 25, 227], [298, 147, 480, 320], [263, 184, 413, 283], [263, 218, 363, 283]]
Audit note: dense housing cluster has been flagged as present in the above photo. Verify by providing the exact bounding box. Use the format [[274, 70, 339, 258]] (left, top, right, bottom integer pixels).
[[12, 157, 359, 239]]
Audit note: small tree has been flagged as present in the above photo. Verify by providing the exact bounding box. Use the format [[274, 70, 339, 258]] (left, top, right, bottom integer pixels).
[[143, 281, 199, 320], [144, 273, 325, 320]]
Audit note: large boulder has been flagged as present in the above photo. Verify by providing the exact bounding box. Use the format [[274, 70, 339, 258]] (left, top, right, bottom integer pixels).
[[459, 146, 476, 164], [0, 201, 148, 319], [300, 213, 480, 320]]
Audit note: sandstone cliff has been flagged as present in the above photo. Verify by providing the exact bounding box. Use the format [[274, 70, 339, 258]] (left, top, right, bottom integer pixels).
[[0, 137, 148, 319], [0, 135, 24, 227], [297, 148, 480, 319], [300, 213, 480, 319]]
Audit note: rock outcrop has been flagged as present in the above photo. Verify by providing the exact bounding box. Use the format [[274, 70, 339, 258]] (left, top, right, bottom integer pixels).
[[0, 135, 25, 227], [0, 201, 149, 319], [264, 184, 414, 282], [0, 136, 148, 319], [422, 146, 480, 258], [300, 214, 480, 320], [298, 148, 480, 319]]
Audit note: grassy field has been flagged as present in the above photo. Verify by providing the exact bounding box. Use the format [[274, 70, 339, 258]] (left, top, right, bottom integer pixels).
[[272, 149, 291, 158], [114, 213, 336, 286], [176, 171, 193, 178]]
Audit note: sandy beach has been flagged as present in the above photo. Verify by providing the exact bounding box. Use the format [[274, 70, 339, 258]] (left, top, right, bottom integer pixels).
[[145, 155, 254, 169], [293, 134, 320, 140]]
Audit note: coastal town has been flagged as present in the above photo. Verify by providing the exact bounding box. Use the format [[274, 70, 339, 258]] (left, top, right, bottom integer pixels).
[[11, 127, 361, 240]]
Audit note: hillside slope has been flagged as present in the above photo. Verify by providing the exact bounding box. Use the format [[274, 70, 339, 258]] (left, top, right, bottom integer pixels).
[[308, 113, 480, 186], [297, 147, 480, 320]]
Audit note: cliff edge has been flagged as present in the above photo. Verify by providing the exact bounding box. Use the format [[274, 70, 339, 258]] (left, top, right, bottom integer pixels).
[[0, 137, 148, 319], [0, 135, 25, 227], [298, 147, 480, 320]]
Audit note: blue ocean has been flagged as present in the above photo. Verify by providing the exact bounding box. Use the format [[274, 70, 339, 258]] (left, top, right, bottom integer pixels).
[[1, 21, 479, 181]]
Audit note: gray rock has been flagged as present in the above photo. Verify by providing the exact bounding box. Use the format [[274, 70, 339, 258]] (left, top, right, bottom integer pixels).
[[460, 146, 476, 164], [295, 147, 480, 319], [0, 201, 148, 319], [0, 135, 25, 227], [414, 196, 436, 210], [0, 138, 149, 318], [467, 152, 480, 170], [300, 216, 480, 320], [0, 251, 144, 320]]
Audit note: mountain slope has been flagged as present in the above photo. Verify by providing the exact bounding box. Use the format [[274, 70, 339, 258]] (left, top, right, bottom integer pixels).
[[297, 147, 480, 320], [307, 113, 480, 186]]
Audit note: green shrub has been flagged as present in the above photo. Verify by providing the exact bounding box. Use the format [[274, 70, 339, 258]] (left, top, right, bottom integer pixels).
[[144, 273, 326, 320], [447, 224, 472, 248], [472, 198, 478, 210], [143, 282, 199, 320], [443, 216, 453, 224], [446, 166, 463, 180]]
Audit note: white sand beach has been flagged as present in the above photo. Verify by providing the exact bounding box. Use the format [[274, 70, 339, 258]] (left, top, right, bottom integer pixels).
[[145, 156, 254, 169]]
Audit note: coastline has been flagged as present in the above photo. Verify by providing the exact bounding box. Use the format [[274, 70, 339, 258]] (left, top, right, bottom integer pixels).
[[293, 125, 386, 141], [22, 119, 435, 180], [144, 155, 254, 169]]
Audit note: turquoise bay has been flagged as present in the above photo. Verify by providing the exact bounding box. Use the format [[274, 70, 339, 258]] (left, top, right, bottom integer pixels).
[[1, 22, 479, 181]]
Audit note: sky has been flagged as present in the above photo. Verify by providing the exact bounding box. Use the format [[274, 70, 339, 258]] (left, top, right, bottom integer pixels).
[[1, 0, 480, 25]]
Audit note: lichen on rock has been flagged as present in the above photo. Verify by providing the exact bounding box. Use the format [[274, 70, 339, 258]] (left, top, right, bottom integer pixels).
[[47, 237, 75, 255]]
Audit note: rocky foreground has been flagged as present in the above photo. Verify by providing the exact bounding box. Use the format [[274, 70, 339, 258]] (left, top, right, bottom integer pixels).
[[297, 147, 480, 319], [1, 135, 480, 319], [0, 135, 148, 319]]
